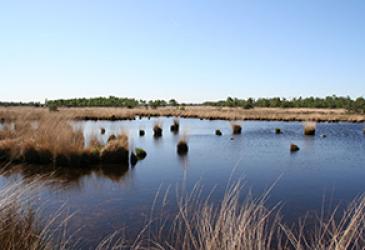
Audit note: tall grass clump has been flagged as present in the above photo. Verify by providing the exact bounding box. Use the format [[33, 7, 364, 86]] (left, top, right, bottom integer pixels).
[[0, 177, 71, 250], [290, 144, 300, 152], [100, 134, 129, 164], [232, 123, 242, 135], [304, 122, 316, 136], [170, 119, 179, 133], [177, 139, 189, 155], [153, 123, 162, 138], [0, 116, 130, 166]]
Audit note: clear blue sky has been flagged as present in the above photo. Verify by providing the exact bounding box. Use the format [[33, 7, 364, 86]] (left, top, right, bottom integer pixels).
[[1, 0, 364, 103]]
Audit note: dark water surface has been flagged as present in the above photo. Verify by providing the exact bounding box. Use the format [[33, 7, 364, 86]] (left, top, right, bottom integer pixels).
[[1, 118, 365, 247]]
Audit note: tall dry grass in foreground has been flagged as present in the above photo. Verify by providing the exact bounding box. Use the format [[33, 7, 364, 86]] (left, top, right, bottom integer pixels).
[[0, 175, 72, 250], [1, 177, 365, 249]]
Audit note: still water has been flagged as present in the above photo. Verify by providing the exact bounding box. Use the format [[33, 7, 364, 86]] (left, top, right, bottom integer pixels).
[[1, 118, 365, 247]]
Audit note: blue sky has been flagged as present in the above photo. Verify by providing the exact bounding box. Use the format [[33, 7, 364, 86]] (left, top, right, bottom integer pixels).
[[1, 0, 364, 103]]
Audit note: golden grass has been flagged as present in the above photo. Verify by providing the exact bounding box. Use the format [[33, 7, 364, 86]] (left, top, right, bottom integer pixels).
[[0, 116, 129, 166], [304, 122, 316, 136], [1, 106, 365, 122]]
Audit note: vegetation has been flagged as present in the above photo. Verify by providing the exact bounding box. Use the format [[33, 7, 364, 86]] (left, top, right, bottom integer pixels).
[[135, 147, 147, 160], [204, 95, 365, 113], [290, 144, 300, 152], [0, 117, 129, 166], [2, 179, 365, 249], [232, 124, 242, 135], [177, 139, 189, 155], [1, 105, 365, 122], [139, 129, 145, 136], [170, 119, 179, 133], [153, 124, 162, 137], [304, 122, 316, 136], [275, 128, 282, 134], [215, 129, 222, 136]]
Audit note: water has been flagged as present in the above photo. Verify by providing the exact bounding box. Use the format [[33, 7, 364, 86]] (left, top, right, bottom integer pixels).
[[1, 118, 365, 247]]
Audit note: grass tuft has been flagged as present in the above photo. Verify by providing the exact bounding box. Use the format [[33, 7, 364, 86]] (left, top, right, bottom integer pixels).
[[215, 129, 222, 136], [232, 124, 242, 135], [304, 122, 316, 136], [177, 139, 189, 155], [153, 124, 162, 138], [290, 143, 300, 152], [170, 119, 179, 133]]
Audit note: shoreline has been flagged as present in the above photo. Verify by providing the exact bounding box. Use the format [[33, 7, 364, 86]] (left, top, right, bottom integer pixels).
[[0, 106, 364, 123]]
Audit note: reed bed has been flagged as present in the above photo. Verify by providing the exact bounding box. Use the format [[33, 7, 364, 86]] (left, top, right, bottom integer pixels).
[[0, 116, 129, 166], [1, 106, 365, 123]]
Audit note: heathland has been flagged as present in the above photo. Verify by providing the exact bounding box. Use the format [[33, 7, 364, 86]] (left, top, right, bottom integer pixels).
[[0, 106, 365, 123]]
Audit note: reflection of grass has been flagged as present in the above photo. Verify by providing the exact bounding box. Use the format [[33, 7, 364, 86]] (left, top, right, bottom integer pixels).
[[2, 178, 365, 249]]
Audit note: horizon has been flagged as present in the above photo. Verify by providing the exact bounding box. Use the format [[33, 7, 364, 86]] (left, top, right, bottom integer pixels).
[[1, 1, 365, 102]]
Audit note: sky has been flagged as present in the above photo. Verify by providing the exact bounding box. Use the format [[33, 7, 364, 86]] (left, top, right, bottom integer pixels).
[[1, 0, 365, 103]]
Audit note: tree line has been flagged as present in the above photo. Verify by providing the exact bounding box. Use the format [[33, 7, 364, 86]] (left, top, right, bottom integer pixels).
[[203, 96, 365, 113], [1, 96, 364, 113]]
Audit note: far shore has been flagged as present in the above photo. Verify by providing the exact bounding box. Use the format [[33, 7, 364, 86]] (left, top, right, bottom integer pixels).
[[0, 106, 364, 122]]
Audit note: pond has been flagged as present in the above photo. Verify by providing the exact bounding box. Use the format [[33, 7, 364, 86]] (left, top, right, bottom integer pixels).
[[1, 118, 365, 248]]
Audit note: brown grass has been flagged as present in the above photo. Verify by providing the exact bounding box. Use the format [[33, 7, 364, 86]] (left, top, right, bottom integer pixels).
[[153, 123, 163, 138], [1, 177, 365, 249], [170, 119, 180, 133], [0, 116, 129, 166], [177, 139, 189, 155], [290, 144, 300, 152], [232, 124, 242, 134], [1, 106, 365, 122], [304, 122, 316, 136]]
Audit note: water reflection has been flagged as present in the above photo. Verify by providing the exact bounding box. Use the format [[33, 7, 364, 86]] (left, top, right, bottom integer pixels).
[[1, 163, 132, 189]]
